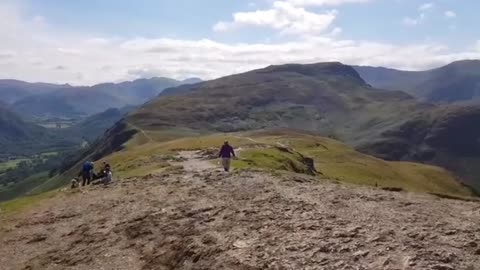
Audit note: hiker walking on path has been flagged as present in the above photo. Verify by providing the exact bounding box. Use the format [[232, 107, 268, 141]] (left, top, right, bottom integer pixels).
[[219, 141, 235, 172], [81, 161, 94, 186]]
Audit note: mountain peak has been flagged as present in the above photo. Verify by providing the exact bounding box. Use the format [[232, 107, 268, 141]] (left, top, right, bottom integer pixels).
[[447, 59, 480, 66], [259, 62, 366, 84], [440, 59, 480, 74]]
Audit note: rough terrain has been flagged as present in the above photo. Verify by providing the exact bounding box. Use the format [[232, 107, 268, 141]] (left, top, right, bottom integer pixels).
[[1, 151, 480, 270]]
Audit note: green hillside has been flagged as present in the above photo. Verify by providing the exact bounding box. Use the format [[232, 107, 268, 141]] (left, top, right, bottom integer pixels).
[[132, 62, 417, 137]]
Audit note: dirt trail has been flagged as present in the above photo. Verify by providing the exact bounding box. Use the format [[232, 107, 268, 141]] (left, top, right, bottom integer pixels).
[[129, 123, 154, 142], [1, 168, 480, 270], [173, 151, 219, 173]]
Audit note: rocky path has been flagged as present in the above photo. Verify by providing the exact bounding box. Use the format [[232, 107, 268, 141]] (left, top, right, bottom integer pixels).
[[1, 159, 480, 269], [173, 151, 219, 173]]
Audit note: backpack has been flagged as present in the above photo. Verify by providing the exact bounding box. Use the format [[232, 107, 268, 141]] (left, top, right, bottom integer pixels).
[[83, 162, 92, 171]]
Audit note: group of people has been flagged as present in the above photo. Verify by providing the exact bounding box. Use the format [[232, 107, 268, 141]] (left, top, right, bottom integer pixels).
[[71, 160, 113, 188], [70, 141, 234, 189]]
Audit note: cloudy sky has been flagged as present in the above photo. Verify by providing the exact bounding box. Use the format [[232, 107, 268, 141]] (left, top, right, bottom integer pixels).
[[0, 0, 478, 85]]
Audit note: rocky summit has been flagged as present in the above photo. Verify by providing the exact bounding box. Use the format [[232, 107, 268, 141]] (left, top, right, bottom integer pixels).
[[1, 152, 479, 270]]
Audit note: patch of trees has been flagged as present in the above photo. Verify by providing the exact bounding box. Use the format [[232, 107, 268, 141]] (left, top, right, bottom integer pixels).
[[0, 151, 75, 188]]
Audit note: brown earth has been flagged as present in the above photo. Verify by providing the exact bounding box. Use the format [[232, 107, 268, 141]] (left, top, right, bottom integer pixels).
[[1, 152, 480, 270]]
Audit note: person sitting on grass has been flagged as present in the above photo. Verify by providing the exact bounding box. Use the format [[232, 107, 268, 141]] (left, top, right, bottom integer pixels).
[[71, 177, 79, 189], [102, 166, 113, 186]]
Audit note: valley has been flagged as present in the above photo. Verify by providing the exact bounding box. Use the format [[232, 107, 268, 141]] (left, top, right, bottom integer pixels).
[[0, 76, 202, 201]]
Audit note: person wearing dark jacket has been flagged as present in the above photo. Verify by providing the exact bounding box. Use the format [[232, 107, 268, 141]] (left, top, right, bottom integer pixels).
[[81, 161, 94, 186], [219, 141, 235, 172]]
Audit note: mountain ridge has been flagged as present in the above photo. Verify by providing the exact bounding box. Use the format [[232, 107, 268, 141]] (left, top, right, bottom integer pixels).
[[2, 77, 203, 118], [354, 60, 480, 103]]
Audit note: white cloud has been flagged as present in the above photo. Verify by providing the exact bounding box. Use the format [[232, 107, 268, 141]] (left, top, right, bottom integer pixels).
[[57, 48, 82, 55], [402, 3, 434, 27], [445, 11, 456, 18], [0, 51, 16, 59], [402, 7, 428, 27], [418, 3, 434, 11], [0, 0, 479, 85], [330, 27, 342, 36], [402, 17, 420, 26], [402, 12, 426, 26], [214, 1, 337, 36], [285, 0, 371, 6]]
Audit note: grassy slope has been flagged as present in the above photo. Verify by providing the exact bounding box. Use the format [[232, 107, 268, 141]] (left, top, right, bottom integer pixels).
[[0, 172, 50, 201], [1, 127, 473, 220], [0, 190, 57, 219], [87, 127, 474, 197], [247, 130, 470, 196]]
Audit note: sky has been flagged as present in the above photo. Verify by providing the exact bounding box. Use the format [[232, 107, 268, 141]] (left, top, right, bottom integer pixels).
[[0, 0, 479, 85]]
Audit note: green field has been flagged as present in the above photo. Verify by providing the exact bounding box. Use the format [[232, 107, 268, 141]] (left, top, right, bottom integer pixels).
[[0, 151, 61, 202], [0, 159, 29, 173], [0, 152, 59, 173]]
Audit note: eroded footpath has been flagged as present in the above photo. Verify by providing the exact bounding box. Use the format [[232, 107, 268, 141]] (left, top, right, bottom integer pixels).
[[1, 154, 480, 269]]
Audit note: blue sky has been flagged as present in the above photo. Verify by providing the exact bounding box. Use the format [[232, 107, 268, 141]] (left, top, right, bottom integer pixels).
[[0, 0, 478, 84], [25, 0, 476, 45]]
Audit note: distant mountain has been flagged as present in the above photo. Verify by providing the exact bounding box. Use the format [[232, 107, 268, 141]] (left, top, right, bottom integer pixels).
[[180, 77, 203, 85], [354, 60, 480, 103], [0, 79, 67, 104], [0, 103, 78, 159], [6, 77, 202, 119], [13, 93, 84, 118]]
